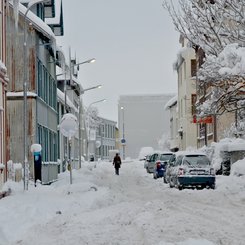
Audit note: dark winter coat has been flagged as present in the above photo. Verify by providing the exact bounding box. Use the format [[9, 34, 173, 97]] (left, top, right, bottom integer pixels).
[[113, 155, 121, 169]]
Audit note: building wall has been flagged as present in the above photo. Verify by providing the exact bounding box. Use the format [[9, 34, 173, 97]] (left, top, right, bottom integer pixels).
[[168, 101, 179, 151], [118, 94, 174, 159], [0, 0, 8, 186], [6, 4, 57, 178], [95, 117, 117, 160], [176, 41, 197, 150]]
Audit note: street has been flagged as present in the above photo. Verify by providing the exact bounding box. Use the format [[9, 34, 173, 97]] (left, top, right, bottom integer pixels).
[[2, 160, 245, 245]]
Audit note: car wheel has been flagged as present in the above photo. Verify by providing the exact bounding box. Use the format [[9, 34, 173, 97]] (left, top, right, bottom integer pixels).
[[177, 180, 183, 190], [209, 184, 215, 190], [177, 184, 183, 190]]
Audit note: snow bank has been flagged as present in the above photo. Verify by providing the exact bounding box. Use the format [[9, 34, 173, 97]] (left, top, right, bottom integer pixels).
[[230, 158, 245, 177]]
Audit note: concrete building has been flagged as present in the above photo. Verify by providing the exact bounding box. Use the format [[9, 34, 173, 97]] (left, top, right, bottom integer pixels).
[[6, 1, 63, 178], [95, 117, 117, 160], [173, 36, 197, 150], [0, 0, 8, 188], [118, 94, 174, 159], [164, 95, 179, 152]]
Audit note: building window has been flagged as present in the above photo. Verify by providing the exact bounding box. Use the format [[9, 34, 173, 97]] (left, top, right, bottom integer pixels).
[[38, 124, 57, 162], [191, 94, 197, 115], [37, 59, 57, 110], [191, 59, 197, 77]]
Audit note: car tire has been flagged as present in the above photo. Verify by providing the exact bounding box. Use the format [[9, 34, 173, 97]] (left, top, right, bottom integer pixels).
[[177, 183, 183, 190], [209, 184, 215, 190]]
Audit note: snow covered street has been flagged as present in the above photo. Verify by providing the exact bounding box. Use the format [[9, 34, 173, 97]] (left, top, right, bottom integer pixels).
[[1, 160, 245, 245]]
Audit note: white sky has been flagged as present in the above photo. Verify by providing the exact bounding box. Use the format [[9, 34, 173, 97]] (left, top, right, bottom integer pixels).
[[56, 0, 179, 122], [1, 155, 245, 245]]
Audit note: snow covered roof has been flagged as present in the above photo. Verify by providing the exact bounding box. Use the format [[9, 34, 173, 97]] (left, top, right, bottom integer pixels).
[[10, 1, 56, 41], [164, 95, 177, 110], [57, 88, 78, 113]]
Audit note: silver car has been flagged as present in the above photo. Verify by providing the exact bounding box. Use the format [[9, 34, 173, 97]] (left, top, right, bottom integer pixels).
[[145, 152, 160, 173], [165, 152, 216, 190]]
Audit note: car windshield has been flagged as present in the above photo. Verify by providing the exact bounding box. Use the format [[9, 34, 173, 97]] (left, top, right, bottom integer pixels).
[[159, 154, 173, 161], [183, 155, 210, 167]]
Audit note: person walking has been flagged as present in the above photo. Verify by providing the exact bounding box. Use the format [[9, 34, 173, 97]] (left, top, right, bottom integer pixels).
[[113, 153, 121, 175]]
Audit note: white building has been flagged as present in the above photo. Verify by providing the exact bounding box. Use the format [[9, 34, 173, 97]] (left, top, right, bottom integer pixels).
[[164, 95, 179, 152], [173, 35, 197, 150], [118, 94, 175, 159], [95, 117, 117, 160]]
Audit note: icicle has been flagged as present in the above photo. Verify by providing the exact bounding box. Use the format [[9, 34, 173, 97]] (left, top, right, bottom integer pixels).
[[50, 37, 57, 62], [13, 0, 20, 29]]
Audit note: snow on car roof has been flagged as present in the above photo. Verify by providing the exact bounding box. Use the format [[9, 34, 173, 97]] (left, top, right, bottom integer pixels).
[[173, 151, 206, 156]]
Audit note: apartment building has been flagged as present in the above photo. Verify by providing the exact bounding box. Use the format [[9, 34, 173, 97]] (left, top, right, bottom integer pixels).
[[5, 1, 63, 178], [173, 36, 197, 150]]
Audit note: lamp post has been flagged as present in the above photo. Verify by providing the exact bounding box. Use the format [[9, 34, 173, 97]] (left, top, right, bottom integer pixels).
[[59, 51, 96, 168], [120, 106, 126, 160], [23, 0, 50, 190], [86, 99, 106, 161], [78, 87, 103, 167]]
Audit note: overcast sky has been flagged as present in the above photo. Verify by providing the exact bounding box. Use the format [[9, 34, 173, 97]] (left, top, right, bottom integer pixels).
[[57, 0, 180, 122]]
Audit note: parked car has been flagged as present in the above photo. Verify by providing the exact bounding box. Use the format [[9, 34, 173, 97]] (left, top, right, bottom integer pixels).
[[144, 154, 151, 169], [145, 152, 167, 173], [166, 151, 215, 190], [153, 152, 173, 179]]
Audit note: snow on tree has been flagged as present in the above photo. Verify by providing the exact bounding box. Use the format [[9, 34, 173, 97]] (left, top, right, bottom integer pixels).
[[162, 0, 245, 56], [163, 0, 245, 122], [85, 106, 101, 133], [198, 43, 245, 115]]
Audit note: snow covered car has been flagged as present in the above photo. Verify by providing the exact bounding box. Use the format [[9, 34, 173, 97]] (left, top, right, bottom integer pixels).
[[143, 154, 151, 169], [145, 152, 160, 173], [153, 152, 173, 179], [167, 152, 216, 190]]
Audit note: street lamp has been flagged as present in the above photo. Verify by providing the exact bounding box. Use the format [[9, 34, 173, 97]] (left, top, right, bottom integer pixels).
[[23, 0, 50, 190], [75, 58, 96, 68], [78, 89, 103, 167], [86, 99, 106, 161], [120, 106, 126, 160]]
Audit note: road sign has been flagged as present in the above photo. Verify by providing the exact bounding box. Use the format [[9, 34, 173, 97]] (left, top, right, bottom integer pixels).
[[121, 138, 126, 145]]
